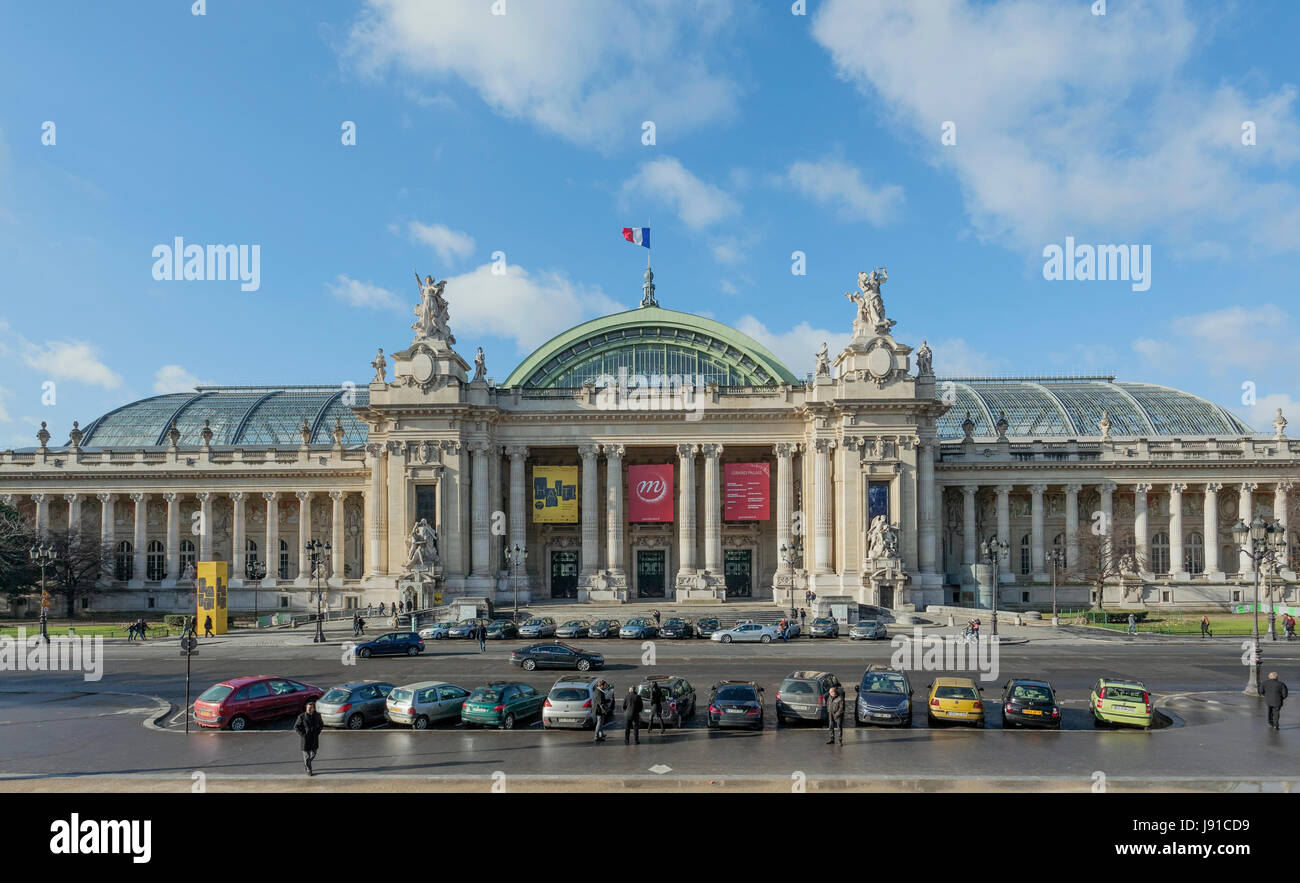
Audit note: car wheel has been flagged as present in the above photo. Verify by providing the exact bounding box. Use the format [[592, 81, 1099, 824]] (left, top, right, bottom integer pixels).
[[228, 715, 248, 732], [902, 716, 912, 728], [1092, 713, 1105, 728], [673, 713, 681, 729], [359, 648, 372, 658], [407, 646, 419, 656], [522, 659, 536, 671], [414, 715, 429, 730], [577, 659, 591, 672], [347, 713, 365, 730], [503, 713, 516, 730], [760, 635, 772, 644], [721, 635, 732, 643]]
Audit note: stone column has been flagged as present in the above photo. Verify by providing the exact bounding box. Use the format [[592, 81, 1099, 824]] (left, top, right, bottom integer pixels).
[[231, 492, 247, 583], [677, 443, 699, 581], [1275, 481, 1292, 524], [488, 446, 503, 578], [385, 441, 408, 577], [295, 490, 311, 582], [164, 493, 180, 585], [961, 484, 978, 565], [469, 442, 492, 579], [579, 444, 600, 579], [97, 492, 116, 552], [1030, 483, 1047, 580], [506, 446, 529, 565], [1133, 482, 1151, 575], [837, 437, 863, 577], [1203, 483, 1221, 576], [33, 493, 50, 538], [130, 492, 147, 585], [64, 493, 82, 535], [994, 484, 1012, 577], [1168, 483, 1186, 578], [1238, 482, 1257, 575], [263, 492, 280, 583], [774, 443, 795, 571], [917, 440, 937, 574], [196, 492, 214, 563], [365, 444, 387, 577], [330, 491, 345, 577], [702, 444, 724, 574], [1099, 481, 1116, 571], [603, 444, 626, 580], [1065, 483, 1081, 571], [812, 438, 834, 574]]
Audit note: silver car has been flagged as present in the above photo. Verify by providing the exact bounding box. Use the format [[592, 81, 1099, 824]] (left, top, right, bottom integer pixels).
[[419, 620, 457, 640], [541, 675, 608, 729], [849, 619, 889, 640], [385, 680, 472, 729], [711, 622, 782, 644], [518, 617, 557, 638], [317, 680, 395, 729]]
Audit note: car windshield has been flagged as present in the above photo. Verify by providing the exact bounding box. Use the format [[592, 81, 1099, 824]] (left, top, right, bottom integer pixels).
[[665, 619, 685, 627], [549, 688, 589, 702], [320, 688, 352, 704], [525, 620, 542, 626], [470, 688, 502, 702], [562, 621, 583, 628], [198, 684, 233, 702], [626, 619, 645, 627], [780, 679, 816, 695], [862, 674, 905, 694], [388, 689, 412, 703], [1106, 686, 1145, 701], [1011, 685, 1053, 703], [457, 620, 477, 627], [487, 622, 507, 630], [935, 686, 978, 700], [814, 619, 833, 626], [715, 686, 754, 701], [593, 620, 609, 627], [858, 620, 878, 628]]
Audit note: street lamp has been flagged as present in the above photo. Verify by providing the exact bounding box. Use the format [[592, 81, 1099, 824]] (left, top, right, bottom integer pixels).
[[505, 544, 528, 622], [245, 559, 267, 626], [1046, 548, 1067, 626], [980, 536, 1009, 637], [305, 539, 331, 644], [29, 543, 56, 644], [1232, 516, 1287, 695]]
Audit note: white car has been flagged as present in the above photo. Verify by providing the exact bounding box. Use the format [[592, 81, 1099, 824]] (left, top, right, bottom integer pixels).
[[419, 620, 456, 640], [711, 622, 783, 644]]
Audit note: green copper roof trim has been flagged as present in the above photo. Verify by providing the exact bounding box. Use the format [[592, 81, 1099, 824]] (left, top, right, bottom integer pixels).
[[502, 306, 800, 388]]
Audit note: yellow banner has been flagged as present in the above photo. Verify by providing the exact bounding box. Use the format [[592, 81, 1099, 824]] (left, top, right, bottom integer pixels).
[[532, 465, 579, 523], [196, 561, 229, 635]]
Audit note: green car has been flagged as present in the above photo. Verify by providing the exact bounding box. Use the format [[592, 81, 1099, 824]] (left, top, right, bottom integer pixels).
[[460, 682, 545, 730], [1089, 677, 1153, 729]]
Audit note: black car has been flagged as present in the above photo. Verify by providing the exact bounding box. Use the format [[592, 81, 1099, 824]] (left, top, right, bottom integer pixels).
[[854, 665, 913, 727], [1000, 678, 1061, 729], [707, 680, 764, 730], [587, 619, 621, 638], [510, 642, 605, 672], [636, 675, 697, 728], [485, 620, 518, 640], [694, 617, 721, 638], [658, 618, 694, 639]]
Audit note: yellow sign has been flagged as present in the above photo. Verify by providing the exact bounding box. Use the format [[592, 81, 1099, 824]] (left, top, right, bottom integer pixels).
[[532, 465, 579, 523], [433, 593, 443, 606], [40, 591, 51, 609], [196, 561, 229, 635]]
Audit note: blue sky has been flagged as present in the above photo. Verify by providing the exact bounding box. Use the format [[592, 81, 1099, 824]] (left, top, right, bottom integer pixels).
[[1, 0, 1298, 448]]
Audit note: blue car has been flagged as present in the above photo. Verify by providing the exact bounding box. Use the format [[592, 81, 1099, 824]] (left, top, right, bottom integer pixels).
[[354, 631, 424, 658], [619, 618, 659, 639]]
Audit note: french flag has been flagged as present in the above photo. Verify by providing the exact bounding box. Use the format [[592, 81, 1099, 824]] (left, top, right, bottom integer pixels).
[[622, 227, 650, 248]]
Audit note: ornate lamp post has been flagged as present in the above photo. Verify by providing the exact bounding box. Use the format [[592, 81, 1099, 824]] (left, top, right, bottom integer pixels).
[[1232, 516, 1287, 695], [779, 543, 796, 620], [29, 543, 56, 643], [1046, 548, 1067, 626], [305, 539, 331, 644], [980, 536, 1009, 637], [506, 543, 528, 623], [245, 559, 267, 626]]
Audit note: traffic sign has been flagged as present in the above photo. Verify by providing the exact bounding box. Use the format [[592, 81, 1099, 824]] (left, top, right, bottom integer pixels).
[[180, 635, 198, 652], [40, 591, 51, 609], [180, 649, 199, 657]]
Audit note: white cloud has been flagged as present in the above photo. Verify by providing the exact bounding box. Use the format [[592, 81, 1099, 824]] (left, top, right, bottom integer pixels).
[[343, 0, 740, 150], [733, 315, 848, 380], [811, 0, 1300, 254], [620, 156, 740, 230], [408, 221, 476, 264], [20, 339, 121, 388], [0, 385, 11, 424], [1241, 392, 1299, 437], [327, 275, 402, 311], [780, 157, 904, 225], [925, 337, 1003, 378], [153, 364, 211, 394]]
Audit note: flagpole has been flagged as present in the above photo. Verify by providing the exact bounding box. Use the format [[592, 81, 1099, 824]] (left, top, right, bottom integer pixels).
[[647, 215, 651, 270]]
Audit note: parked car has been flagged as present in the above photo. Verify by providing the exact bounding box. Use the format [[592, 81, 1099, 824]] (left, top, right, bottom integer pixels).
[[317, 680, 396, 729], [855, 665, 913, 727], [783, 620, 802, 639], [462, 682, 545, 729], [448, 618, 487, 639], [353, 631, 424, 658], [926, 677, 985, 727], [1001, 679, 1062, 729], [808, 618, 839, 638], [385, 680, 472, 729], [775, 670, 843, 726], [518, 617, 557, 638], [711, 622, 782, 644], [587, 619, 621, 639], [419, 620, 457, 640], [1089, 677, 1153, 729], [694, 617, 721, 638], [620, 618, 659, 639], [485, 620, 519, 640], [658, 618, 694, 639], [849, 619, 889, 640], [193, 676, 324, 731], [510, 642, 605, 672], [706, 681, 764, 730], [542, 675, 604, 729], [555, 620, 592, 639], [635, 675, 697, 728]]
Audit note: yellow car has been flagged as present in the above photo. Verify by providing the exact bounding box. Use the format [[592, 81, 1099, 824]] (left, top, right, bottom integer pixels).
[[926, 677, 986, 727], [1089, 678, 1153, 729]]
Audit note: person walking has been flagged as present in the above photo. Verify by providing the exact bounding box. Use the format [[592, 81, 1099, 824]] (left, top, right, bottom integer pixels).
[[203, 615, 214, 638], [138, 618, 148, 641], [477, 622, 487, 652], [1200, 615, 1212, 638], [778, 618, 789, 643], [378, 602, 386, 617], [1126, 612, 1136, 635], [352, 613, 361, 637], [187, 615, 197, 637], [799, 609, 806, 628], [126, 620, 136, 642], [652, 609, 661, 627], [623, 687, 644, 744], [592, 682, 608, 742], [826, 685, 845, 746], [1284, 614, 1296, 640], [357, 614, 366, 636], [294, 700, 324, 776], [648, 682, 667, 734], [1262, 672, 1288, 730]]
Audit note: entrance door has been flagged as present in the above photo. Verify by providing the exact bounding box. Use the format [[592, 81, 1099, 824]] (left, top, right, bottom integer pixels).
[[550, 551, 578, 598], [724, 549, 752, 598], [636, 550, 666, 598]]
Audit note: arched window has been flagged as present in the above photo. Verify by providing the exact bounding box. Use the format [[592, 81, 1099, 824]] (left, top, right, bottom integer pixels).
[[1020, 534, 1031, 575], [1053, 532, 1067, 570], [1151, 532, 1170, 575], [1185, 532, 1204, 575], [115, 540, 133, 581], [245, 538, 259, 568], [146, 540, 165, 581], [179, 539, 196, 577], [279, 539, 291, 580]]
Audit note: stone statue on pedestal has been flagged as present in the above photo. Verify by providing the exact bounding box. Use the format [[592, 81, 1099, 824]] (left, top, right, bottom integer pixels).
[[403, 518, 440, 572], [916, 340, 932, 375], [814, 342, 830, 377], [845, 267, 894, 337], [412, 271, 455, 345], [473, 347, 487, 382], [371, 348, 387, 383]]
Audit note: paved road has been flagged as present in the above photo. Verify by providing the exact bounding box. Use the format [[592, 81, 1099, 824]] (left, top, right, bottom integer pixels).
[[2, 630, 1298, 791]]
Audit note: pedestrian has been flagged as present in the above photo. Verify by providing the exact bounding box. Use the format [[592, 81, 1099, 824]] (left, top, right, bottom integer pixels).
[[592, 681, 608, 742], [126, 620, 136, 642], [648, 682, 666, 734], [778, 618, 788, 643], [1126, 612, 1136, 635], [477, 622, 487, 652], [138, 618, 148, 641], [378, 601, 386, 617], [407, 599, 413, 613], [1262, 671, 1289, 731], [294, 700, 324, 776], [352, 613, 361, 637], [623, 687, 643, 744], [603, 682, 615, 725], [203, 615, 214, 638], [799, 608, 806, 627], [652, 609, 661, 626], [826, 685, 845, 746], [1284, 614, 1296, 640], [367, 602, 374, 618], [1200, 615, 1212, 638], [187, 615, 197, 637], [357, 614, 366, 636]]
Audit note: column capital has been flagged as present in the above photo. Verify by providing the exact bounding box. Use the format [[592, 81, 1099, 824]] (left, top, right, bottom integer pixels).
[[63, 493, 82, 503], [1168, 482, 1187, 494], [195, 492, 212, 503], [504, 445, 529, 460], [295, 490, 311, 502], [960, 483, 979, 496], [365, 442, 385, 457], [385, 440, 406, 456], [1099, 481, 1117, 495], [700, 443, 724, 458], [994, 484, 1014, 495], [261, 491, 279, 502], [229, 491, 247, 503], [1134, 482, 1152, 494], [578, 443, 601, 458], [773, 442, 798, 458], [676, 443, 699, 458], [1239, 481, 1258, 493], [812, 438, 836, 454], [1028, 482, 1048, 495], [1204, 481, 1223, 493], [1065, 483, 1083, 494], [96, 492, 116, 504], [329, 490, 346, 502], [602, 443, 625, 458], [839, 436, 863, 451], [130, 491, 147, 504], [439, 439, 462, 455], [1277, 480, 1295, 493], [163, 492, 179, 503]]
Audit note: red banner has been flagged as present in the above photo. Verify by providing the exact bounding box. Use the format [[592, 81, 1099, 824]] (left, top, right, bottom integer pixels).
[[627, 464, 674, 523], [724, 462, 770, 521]]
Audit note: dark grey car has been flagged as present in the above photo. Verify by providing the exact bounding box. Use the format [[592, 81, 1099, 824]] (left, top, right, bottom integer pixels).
[[317, 680, 396, 729], [809, 617, 839, 638]]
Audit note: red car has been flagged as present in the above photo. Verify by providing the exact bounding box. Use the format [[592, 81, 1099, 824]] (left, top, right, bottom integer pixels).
[[193, 676, 324, 730]]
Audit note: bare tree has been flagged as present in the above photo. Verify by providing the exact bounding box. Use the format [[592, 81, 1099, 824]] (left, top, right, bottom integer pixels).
[[39, 528, 110, 618], [0, 502, 39, 600], [1065, 527, 1146, 610]]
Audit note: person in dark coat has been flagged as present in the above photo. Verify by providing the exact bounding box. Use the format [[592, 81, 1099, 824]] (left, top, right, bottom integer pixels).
[[826, 685, 845, 746], [203, 615, 214, 637], [799, 609, 806, 627], [592, 681, 608, 742], [1262, 672, 1289, 730], [352, 613, 361, 637], [1200, 615, 1212, 638], [623, 687, 644, 744], [294, 700, 324, 775], [137, 618, 148, 641], [648, 682, 667, 734], [187, 615, 198, 637], [477, 623, 487, 652]]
